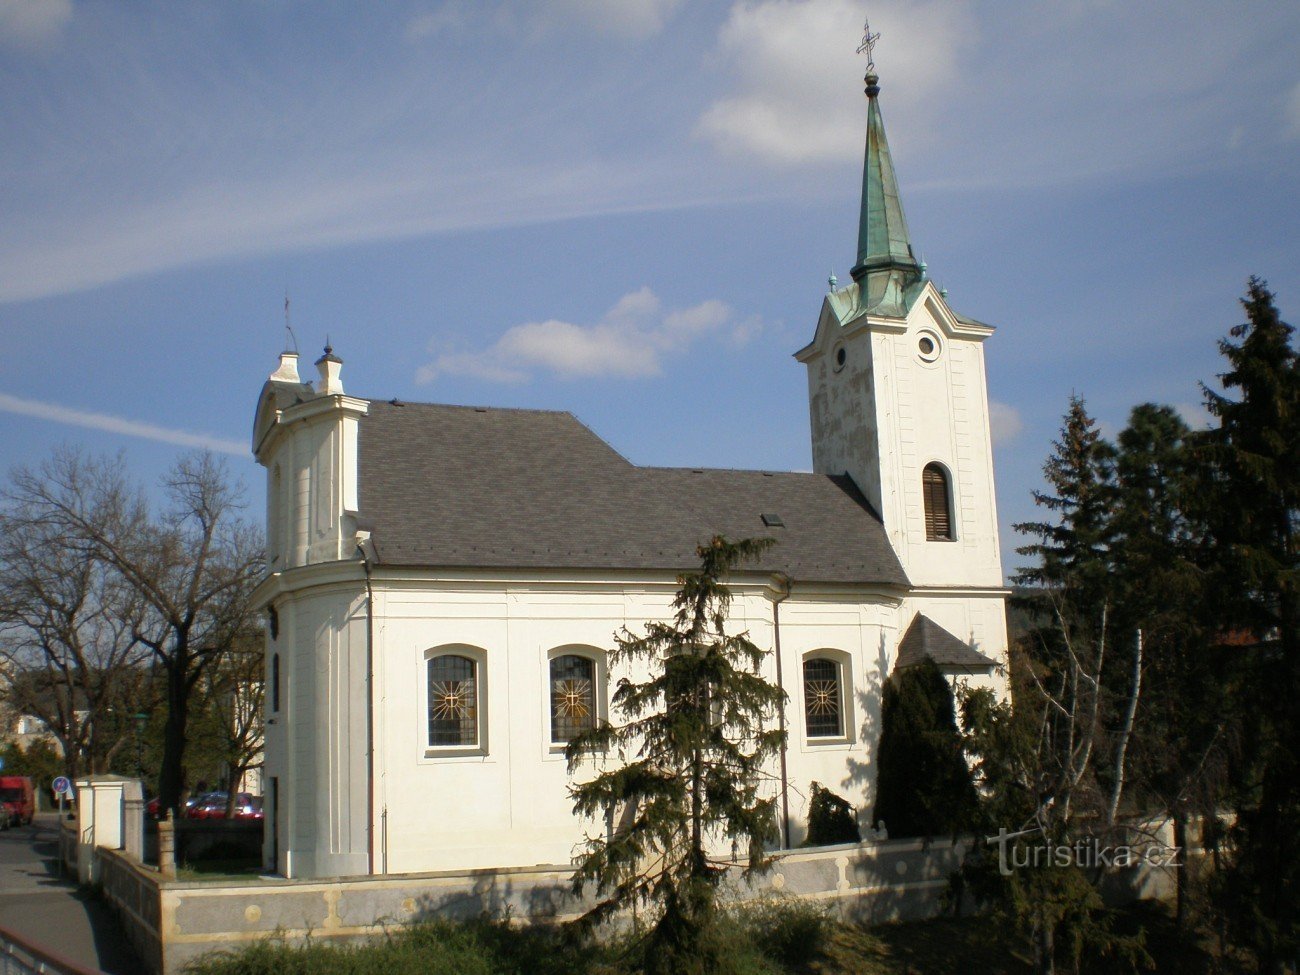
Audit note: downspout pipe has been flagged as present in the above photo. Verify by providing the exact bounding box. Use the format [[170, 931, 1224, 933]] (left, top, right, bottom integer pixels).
[[771, 573, 793, 849], [356, 532, 377, 875]]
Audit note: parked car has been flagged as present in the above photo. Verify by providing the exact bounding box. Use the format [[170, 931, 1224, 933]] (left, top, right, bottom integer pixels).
[[232, 795, 263, 821], [0, 777, 35, 827], [185, 792, 228, 820], [189, 792, 262, 821]]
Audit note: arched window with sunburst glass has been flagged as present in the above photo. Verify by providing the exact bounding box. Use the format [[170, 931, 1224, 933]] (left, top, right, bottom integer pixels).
[[550, 654, 596, 743], [803, 657, 844, 738], [427, 653, 478, 747]]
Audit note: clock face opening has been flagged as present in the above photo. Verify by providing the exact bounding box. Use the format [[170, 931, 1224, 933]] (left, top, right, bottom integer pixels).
[[916, 330, 942, 363]]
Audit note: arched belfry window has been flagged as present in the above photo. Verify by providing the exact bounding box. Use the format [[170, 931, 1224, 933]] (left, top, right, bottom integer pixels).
[[922, 463, 954, 541], [427, 653, 479, 747], [803, 657, 844, 738], [550, 654, 596, 743]]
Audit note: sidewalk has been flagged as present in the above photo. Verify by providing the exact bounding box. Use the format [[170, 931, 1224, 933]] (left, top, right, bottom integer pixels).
[[0, 813, 143, 974]]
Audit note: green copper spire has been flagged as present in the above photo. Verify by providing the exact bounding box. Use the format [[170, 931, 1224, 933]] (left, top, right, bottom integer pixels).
[[850, 70, 920, 298]]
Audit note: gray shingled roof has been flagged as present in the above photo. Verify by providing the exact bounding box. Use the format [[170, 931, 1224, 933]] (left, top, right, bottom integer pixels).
[[356, 400, 908, 586], [895, 614, 998, 672]]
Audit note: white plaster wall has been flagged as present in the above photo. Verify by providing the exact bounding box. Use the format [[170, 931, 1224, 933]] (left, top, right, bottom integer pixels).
[[262, 565, 1009, 879], [258, 400, 365, 573], [367, 576, 926, 875], [264, 585, 369, 879], [878, 300, 1002, 588]]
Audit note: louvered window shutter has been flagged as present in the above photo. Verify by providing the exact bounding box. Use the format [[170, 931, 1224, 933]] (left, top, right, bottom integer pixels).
[[922, 465, 952, 540]]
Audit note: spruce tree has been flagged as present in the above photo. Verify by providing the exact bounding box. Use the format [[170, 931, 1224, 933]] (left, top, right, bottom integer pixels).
[[1201, 278, 1300, 969], [1112, 404, 1221, 925], [1013, 395, 1117, 612], [566, 536, 786, 974]]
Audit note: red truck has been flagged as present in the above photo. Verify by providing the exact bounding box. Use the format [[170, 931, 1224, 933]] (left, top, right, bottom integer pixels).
[[0, 777, 35, 827]]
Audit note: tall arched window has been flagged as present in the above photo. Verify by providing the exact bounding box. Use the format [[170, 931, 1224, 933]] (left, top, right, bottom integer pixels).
[[427, 654, 479, 747], [922, 463, 953, 541], [271, 654, 280, 713], [803, 657, 844, 738], [550, 654, 596, 743]]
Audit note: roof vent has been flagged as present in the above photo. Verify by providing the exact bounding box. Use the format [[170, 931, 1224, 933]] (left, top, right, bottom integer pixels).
[[761, 513, 784, 527]]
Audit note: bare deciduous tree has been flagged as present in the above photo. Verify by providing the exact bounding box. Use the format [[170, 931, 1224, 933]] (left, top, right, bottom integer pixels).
[[0, 488, 148, 778], [3, 448, 263, 812]]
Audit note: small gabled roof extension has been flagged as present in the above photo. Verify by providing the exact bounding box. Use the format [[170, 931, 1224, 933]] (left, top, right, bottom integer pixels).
[[896, 614, 998, 673]]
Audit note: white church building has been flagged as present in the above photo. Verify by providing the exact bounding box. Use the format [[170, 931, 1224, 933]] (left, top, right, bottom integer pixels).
[[250, 65, 1008, 880]]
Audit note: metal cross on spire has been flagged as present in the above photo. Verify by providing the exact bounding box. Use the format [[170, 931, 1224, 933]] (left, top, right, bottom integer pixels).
[[856, 16, 880, 70], [283, 290, 298, 354]]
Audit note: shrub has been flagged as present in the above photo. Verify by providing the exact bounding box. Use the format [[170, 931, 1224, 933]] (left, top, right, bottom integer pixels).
[[736, 898, 834, 969], [803, 782, 861, 847]]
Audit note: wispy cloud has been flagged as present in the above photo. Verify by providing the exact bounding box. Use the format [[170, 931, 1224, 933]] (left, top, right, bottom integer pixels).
[[417, 287, 760, 383], [1286, 80, 1300, 140], [0, 392, 247, 456], [534, 0, 686, 38], [404, 3, 467, 42], [988, 400, 1024, 446], [0, 0, 72, 51]]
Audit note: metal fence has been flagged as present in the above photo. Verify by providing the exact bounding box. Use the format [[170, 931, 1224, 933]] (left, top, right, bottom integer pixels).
[[0, 925, 105, 975]]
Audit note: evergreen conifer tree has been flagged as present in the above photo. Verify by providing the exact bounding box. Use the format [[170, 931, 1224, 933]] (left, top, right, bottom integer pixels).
[[1013, 395, 1117, 615], [565, 536, 786, 974], [1202, 278, 1300, 969], [872, 658, 977, 839], [1111, 404, 1222, 926]]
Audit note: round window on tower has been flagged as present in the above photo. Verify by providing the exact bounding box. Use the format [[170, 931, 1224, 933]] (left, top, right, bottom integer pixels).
[[916, 330, 942, 363], [833, 345, 847, 372]]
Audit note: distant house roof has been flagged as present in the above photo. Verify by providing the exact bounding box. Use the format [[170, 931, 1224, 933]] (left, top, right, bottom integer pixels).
[[355, 400, 909, 586], [896, 615, 998, 672]]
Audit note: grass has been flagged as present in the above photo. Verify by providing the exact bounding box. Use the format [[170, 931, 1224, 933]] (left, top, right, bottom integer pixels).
[[181, 900, 1250, 975]]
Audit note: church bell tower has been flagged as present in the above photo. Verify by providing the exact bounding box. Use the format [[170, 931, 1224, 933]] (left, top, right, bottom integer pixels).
[[794, 57, 1005, 590]]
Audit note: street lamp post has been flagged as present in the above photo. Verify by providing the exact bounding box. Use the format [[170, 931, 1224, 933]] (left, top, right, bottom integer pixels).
[[134, 712, 149, 778]]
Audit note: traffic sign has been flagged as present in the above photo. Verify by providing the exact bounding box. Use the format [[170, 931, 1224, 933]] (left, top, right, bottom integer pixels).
[[51, 776, 72, 798]]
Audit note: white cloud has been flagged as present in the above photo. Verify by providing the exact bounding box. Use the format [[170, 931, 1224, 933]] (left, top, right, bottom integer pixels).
[[536, 0, 686, 38], [417, 287, 759, 383], [0, 391, 247, 456], [404, 4, 466, 42], [697, 0, 973, 165], [1285, 80, 1300, 140], [988, 400, 1023, 446], [0, 0, 71, 50]]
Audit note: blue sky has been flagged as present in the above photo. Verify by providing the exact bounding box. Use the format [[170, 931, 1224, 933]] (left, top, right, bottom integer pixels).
[[2, 0, 1298, 579]]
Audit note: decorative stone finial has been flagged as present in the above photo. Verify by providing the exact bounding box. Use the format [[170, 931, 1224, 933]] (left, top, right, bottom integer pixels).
[[828, 270, 838, 291], [270, 351, 300, 384], [316, 341, 344, 394]]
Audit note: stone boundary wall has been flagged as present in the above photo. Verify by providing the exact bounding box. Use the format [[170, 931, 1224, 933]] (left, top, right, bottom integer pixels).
[[96, 832, 1178, 974], [59, 818, 77, 875], [98, 849, 165, 975]]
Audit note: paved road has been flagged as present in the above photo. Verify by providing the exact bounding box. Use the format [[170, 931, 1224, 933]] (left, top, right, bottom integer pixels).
[[0, 813, 143, 974]]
